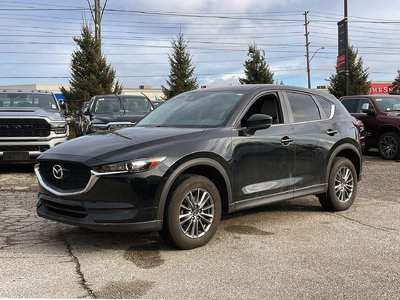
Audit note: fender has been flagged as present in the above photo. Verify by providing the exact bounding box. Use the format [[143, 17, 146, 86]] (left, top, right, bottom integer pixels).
[[156, 158, 233, 221], [325, 142, 361, 182]]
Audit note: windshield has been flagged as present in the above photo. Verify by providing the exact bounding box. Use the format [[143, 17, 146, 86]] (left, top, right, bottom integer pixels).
[[374, 97, 400, 111], [0, 93, 58, 110], [93, 96, 152, 115], [137, 90, 245, 127]]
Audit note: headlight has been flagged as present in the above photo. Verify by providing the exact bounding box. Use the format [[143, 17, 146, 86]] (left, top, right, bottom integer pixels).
[[49, 121, 68, 134], [90, 123, 108, 132], [92, 157, 166, 175]]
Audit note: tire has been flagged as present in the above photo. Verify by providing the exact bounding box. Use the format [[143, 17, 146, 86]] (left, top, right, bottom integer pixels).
[[378, 132, 400, 160], [160, 175, 221, 250], [318, 157, 357, 211]]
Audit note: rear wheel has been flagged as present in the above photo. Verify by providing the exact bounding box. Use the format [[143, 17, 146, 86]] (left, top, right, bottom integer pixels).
[[160, 175, 221, 250], [318, 157, 357, 211], [378, 132, 400, 160]]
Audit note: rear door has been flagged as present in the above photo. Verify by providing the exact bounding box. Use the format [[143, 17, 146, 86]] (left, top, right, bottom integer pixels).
[[284, 91, 340, 191]]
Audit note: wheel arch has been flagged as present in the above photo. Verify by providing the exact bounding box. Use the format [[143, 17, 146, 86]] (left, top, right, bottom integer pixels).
[[376, 125, 400, 139], [326, 143, 362, 183], [156, 156, 233, 221]]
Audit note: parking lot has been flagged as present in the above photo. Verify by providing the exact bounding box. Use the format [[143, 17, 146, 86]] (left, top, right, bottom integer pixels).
[[0, 151, 399, 299]]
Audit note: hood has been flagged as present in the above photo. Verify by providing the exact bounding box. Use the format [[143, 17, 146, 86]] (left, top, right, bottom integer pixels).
[[38, 126, 205, 165], [92, 114, 146, 124], [0, 107, 64, 121]]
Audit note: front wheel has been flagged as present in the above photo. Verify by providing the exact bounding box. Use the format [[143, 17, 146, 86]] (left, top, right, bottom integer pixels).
[[378, 132, 400, 160], [318, 157, 357, 211], [160, 175, 221, 250]]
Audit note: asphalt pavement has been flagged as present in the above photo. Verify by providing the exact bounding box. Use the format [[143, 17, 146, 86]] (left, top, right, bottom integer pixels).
[[0, 151, 399, 299]]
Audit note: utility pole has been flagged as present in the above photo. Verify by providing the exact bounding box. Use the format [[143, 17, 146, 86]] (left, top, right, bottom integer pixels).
[[344, 0, 349, 95], [94, 0, 101, 42], [87, 0, 107, 50], [304, 11, 311, 89]]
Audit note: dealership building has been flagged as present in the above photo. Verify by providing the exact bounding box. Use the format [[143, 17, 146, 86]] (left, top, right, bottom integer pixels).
[[316, 81, 394, 94]]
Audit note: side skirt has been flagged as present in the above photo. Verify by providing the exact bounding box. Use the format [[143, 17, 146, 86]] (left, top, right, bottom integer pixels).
[[232, 183, 328, 212]]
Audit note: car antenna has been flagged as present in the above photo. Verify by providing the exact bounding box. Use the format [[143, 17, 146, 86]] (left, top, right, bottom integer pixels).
[[114, 94, 126, 115]]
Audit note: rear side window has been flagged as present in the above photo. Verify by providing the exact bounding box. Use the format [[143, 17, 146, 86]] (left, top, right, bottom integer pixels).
[[287, 92, 321, 123], [316, 96, 333, 118], [341, 99, 357, 113]]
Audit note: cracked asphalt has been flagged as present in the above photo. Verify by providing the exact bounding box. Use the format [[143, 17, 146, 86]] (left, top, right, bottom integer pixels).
[[0, 151, 399, 299]]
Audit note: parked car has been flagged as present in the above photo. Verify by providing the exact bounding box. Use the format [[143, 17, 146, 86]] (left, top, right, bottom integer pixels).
[[81, 94, 154, 135], [0, 90, 68, 163], [75, 101, 89, 136], [340, 95, 400, 159], [35, 85, 362, 249]]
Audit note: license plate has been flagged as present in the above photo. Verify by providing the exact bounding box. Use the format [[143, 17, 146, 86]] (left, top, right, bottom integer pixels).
[[3, 151, 30, 161]]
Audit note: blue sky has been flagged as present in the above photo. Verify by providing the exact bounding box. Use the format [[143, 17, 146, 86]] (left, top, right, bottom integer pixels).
[[0, 0, 399, 89]]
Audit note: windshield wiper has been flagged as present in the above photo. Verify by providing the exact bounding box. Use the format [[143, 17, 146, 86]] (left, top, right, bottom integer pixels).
[[114, 94, 126, 115]]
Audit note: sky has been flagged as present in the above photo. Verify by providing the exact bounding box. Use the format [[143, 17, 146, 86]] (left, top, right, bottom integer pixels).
[[0, 0, 399, 90]]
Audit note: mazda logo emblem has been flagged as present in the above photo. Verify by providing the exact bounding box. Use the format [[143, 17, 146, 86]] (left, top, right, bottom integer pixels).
[[52, 164, 64, 180]]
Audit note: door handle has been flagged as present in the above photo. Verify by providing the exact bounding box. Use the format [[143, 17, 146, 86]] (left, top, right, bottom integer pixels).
[[281, 136, 294, 145], [326, 129, 338, 136]]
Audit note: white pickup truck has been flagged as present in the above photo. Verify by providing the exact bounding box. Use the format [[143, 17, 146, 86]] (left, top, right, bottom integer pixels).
[[0, 90, 68, 163]]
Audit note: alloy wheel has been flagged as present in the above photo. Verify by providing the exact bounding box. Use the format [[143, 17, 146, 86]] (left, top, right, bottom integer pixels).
[[379, 135, 398, 158], [179, 188, 214, 238], [334, 166, 354, 203]]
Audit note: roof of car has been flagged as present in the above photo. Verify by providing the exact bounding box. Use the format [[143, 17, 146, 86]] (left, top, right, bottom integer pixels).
[[0, 89, 53, 94], [188, 84, 335, 99]]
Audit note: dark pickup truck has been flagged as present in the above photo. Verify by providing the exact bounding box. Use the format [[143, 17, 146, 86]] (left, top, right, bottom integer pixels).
[[340, 95, 400, 160]]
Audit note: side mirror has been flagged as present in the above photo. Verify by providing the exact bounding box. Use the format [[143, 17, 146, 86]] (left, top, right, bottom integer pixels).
[[361, 103, 375, 115], [245, 114, 272, 135]]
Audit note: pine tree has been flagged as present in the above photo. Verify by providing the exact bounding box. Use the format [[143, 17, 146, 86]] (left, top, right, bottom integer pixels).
[[61, 24, 122, 111], [162, 33, 198, 99], [239, 43, 274, 84], [390, 69, 400, 94], [328, 46, 370, 98]]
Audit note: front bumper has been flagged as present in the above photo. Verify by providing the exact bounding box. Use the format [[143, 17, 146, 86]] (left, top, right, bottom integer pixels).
[[35, 164, 166, 232], [0, 134, 68, 163], [37, 193, 162, 231]]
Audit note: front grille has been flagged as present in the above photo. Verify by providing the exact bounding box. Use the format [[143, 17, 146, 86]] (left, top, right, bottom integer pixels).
[[0, 119, 50, 137], [0, 145, 50, 152], [109, 123, 135, 130], [39, 161, 91, 190], [42, 199, 88, 218]]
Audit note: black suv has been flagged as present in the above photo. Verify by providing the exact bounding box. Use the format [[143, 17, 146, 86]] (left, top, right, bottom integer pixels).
[[35, 85, 362, 249], [81, 94, 154, 135]]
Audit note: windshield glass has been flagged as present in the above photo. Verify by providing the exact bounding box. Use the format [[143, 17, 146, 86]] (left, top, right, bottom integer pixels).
[[0, 93, 58, 110], [137, 90, 245, 127], [93, 96, 152, 115], [374, 97, 400, 111]]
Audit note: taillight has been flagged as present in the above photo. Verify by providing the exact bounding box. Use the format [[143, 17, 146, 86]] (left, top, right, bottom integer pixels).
[[353, 120, 364, 131]]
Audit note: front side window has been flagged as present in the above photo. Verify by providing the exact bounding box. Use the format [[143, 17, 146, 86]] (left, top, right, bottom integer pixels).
[[240, 93, 283, 127], [287, 92, 320, 123], [0, 93, 58, 110], [138, 91, 245, 127]]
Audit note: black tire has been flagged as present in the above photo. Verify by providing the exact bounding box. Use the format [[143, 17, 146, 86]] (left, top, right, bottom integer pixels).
[[378, 132, 400, 160], [318, 157, 357, 211], [160, 175, 221, 250]]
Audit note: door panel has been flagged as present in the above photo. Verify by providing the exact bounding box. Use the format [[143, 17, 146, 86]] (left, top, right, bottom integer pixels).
[[232, 124, 295, 201]]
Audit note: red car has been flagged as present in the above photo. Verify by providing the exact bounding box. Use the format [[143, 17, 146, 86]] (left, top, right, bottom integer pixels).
[[340, 95, 400, 160]]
